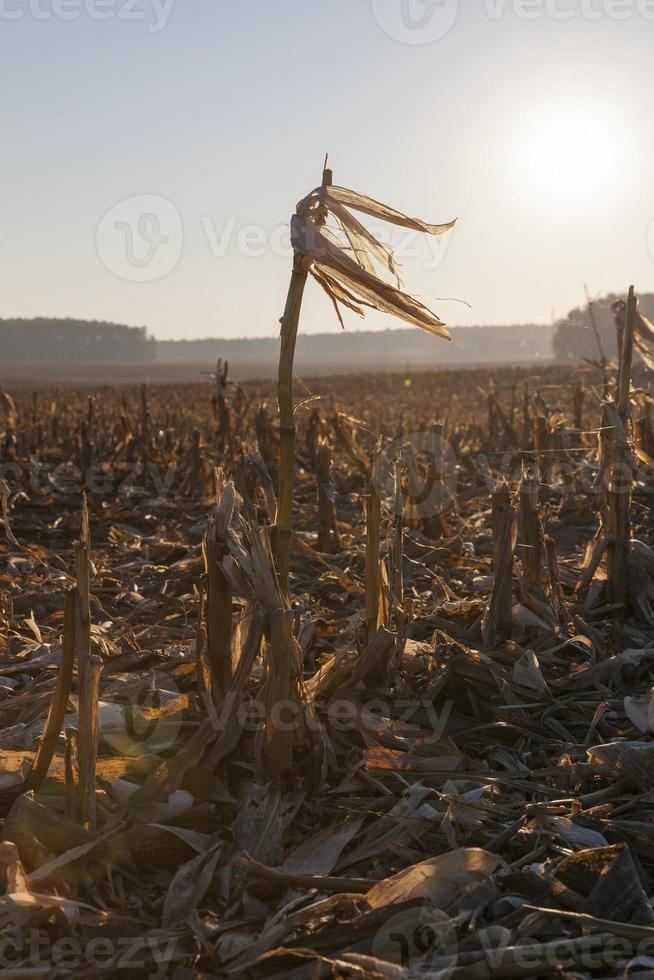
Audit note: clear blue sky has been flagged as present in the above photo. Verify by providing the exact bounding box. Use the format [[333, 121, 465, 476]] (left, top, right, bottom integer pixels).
[[2, 0, 653, 339]]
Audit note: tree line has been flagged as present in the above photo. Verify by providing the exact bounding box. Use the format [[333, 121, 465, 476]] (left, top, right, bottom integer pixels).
[[0, 318, 156, 363], [5, 298, 654, 366], [553, 292, 654, 363]]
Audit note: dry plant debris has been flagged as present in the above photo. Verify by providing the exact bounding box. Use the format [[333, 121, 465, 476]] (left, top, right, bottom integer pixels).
[[2, 301, 654, 978]]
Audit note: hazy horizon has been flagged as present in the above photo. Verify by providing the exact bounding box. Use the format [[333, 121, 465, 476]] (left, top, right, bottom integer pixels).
[[0, 315, 557, 344], [3, 1, 654, 340]]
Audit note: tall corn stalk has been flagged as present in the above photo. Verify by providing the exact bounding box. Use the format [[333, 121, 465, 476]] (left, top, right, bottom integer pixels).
[[25, 588, 75, 792], [364, 485, 382, 644], [607, 285, 637, 609], [202, 473, 235, 701], [274, 167, 330, 592], [272, 164, 455, 594], [214, 358, 231, 457], [484, 482, 516, 643], [140, 382, 150, 477], [519, 467, 541, 588], [391, 457, 406, 639], [74, 497, 102, 830], [316, 436, 339, 553], [275, 253, 311, 591], [573, 374, 585, 431], [391, 458, 404, 613]]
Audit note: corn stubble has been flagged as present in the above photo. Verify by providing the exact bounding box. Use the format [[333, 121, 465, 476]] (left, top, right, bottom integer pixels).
[[2, 218, 654, 976]]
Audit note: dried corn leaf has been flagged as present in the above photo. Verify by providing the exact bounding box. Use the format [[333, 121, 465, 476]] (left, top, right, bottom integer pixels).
[[366, 847, 502, 909]]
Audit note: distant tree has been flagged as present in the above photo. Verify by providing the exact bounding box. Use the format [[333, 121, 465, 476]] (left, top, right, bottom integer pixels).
[[553, 292, 654, 363], [0, 318, 156, 363]]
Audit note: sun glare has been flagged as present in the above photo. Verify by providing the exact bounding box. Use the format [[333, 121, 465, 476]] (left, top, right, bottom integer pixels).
[[520, 106, 621, 202]]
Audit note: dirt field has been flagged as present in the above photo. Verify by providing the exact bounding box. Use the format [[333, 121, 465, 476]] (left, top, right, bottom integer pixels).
[[0, 361, 246, 388], [0, 357, 559, 388], [1, 361, 653, 977]]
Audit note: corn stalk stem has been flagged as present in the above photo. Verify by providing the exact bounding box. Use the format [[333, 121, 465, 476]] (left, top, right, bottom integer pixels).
[[486, 483, 515, 641], [617, 284, 637, 423], [519, 469, 541, 588], [365, 486, 382, 643], [25, 588, 76, 792], [204, 532, 233, 700], [274, 262, 309, 593], [392, 461, 404, 611], [317, 438, 339, 553], [607, 285, 637, 610], [274, 165, 332, 594], [140, 382, 149, 474], [74, 497, 101, 830], [607, 464, 632, 609]]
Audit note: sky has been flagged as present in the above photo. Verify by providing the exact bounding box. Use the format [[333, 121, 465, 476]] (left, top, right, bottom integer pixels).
[[2, 0, 654, 340]]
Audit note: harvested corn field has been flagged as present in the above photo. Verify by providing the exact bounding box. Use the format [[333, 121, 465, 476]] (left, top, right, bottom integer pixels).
[[2, 346, 654, 978]]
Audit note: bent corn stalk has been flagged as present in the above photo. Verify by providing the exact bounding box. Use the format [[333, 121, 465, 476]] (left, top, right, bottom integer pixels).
[[273, 163, 455, 594]]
